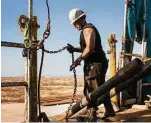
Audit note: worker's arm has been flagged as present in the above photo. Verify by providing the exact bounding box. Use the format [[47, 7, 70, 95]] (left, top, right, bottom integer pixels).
[[70, 28, 95, 71], [69, 28, 96, 71], [67, 44, 82, 53], [81, 27, 96, 59], [74, 46, 82, 53]]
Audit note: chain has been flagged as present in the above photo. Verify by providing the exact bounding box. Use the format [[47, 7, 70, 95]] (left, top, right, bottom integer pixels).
[[42, 46, 68, 54], [42, 47, 78, 121], [72, 53, 78, 102], [43, 0, 50, 40], [37, 0, 51, 49], [66, 53, 77, 122]]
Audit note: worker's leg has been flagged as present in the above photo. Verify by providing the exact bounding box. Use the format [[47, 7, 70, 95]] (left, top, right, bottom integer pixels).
[[86, 79, 98, 122], [94, 63, 115, 118], [103, 94, 116, 117], [83, 63, 98, 121]]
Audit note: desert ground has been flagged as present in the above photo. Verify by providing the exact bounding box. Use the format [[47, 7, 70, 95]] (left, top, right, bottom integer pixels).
[[1, 76, 151, 122], [1, 76, 84, 104]]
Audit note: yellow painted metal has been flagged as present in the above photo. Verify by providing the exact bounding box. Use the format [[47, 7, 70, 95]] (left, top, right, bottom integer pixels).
[[107, 34, 119, 107], [143, 57, 151, 62]]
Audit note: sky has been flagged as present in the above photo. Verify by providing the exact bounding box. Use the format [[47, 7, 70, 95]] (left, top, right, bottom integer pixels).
[[1, 0, 141, 77]]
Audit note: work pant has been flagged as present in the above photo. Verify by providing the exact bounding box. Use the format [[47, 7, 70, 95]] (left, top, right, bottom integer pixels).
[[83, 62, 114, 113]]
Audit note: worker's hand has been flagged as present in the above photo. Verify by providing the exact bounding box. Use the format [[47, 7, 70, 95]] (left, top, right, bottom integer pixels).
[[70, 55, 83, 71], [67, 43, 75, 54]]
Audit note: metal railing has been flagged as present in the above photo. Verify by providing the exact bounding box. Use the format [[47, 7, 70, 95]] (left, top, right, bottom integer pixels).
[[1, 41, 29, 122], [1, 82, 27, 87], [119, 51, 151, 104], [1, 41, 24, 48]]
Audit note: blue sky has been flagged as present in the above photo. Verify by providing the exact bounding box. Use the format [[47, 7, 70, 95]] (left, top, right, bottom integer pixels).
[[1, 0, 140, 77]]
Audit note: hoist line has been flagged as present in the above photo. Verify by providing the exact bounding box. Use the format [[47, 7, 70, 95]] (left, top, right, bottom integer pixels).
[[37, 44, 45, 120], [46, 0, 50, 20], [37, 0, 51, 49], [37, 0, 51, 121]]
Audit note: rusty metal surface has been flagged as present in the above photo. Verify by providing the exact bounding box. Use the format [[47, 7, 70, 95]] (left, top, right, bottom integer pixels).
[[28, 48, 38, 122], [1, 41, 24, 48], [1, 82, 27, 87], [28, 2, 38, 120], [26, 0, 38, 121]]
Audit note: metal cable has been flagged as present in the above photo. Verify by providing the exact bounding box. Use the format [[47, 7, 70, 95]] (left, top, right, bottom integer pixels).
[[46, 0, 50, 20], [37, 0, 51, 49], [37, 44, 45, 121], [37, 0, 51, 121]]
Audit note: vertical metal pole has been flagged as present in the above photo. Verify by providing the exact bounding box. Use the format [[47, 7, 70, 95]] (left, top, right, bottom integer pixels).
[[142, 0, 146, 58], [28, 0, 38, 122], [137, 79, 143, 103], [122, 0, 128, 66], [24, 59, 29, 122], [137, 0, 147, 103], [123, 1, 128, 43], [120, 0, 128, 107], [28, 0, 33, 18], [108, 34, 119, 109]]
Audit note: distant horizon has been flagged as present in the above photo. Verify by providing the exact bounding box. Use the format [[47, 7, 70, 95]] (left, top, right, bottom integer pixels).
[[1, 75, 111, 78]]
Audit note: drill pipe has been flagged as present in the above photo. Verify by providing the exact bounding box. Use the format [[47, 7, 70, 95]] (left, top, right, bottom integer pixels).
[[63, 58, 143, 119], [96, 60, 151, 106], [72, 60, 151, 118]]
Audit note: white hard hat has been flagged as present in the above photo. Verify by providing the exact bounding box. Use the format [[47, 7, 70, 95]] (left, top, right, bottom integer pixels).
[[69, 8, 86, 24]]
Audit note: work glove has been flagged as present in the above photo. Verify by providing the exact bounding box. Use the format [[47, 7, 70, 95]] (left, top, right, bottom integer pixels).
[[70, 55, 83, 71], [67, 43, 75, 54]]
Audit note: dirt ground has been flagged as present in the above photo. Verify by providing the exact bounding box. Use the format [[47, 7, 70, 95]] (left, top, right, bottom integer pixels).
[[1, 77, 151, 122], [1, 76, 84, 104]]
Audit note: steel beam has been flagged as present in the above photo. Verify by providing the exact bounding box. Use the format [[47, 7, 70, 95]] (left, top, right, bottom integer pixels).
[[1, 41, 24, 48], [27, 0, 38, 122], [1, 82, 27, 87]]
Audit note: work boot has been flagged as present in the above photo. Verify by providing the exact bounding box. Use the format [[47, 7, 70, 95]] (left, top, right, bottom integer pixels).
[[103, 93, 116, 118], [101, 111, 117, 122], [76, 116, 86, 122], [103, 110, 116, 118], [87, 108, 97, 122]]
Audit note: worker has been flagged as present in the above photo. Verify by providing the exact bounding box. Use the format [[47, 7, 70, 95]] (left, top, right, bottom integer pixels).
[[67, 8, 115, 121]]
